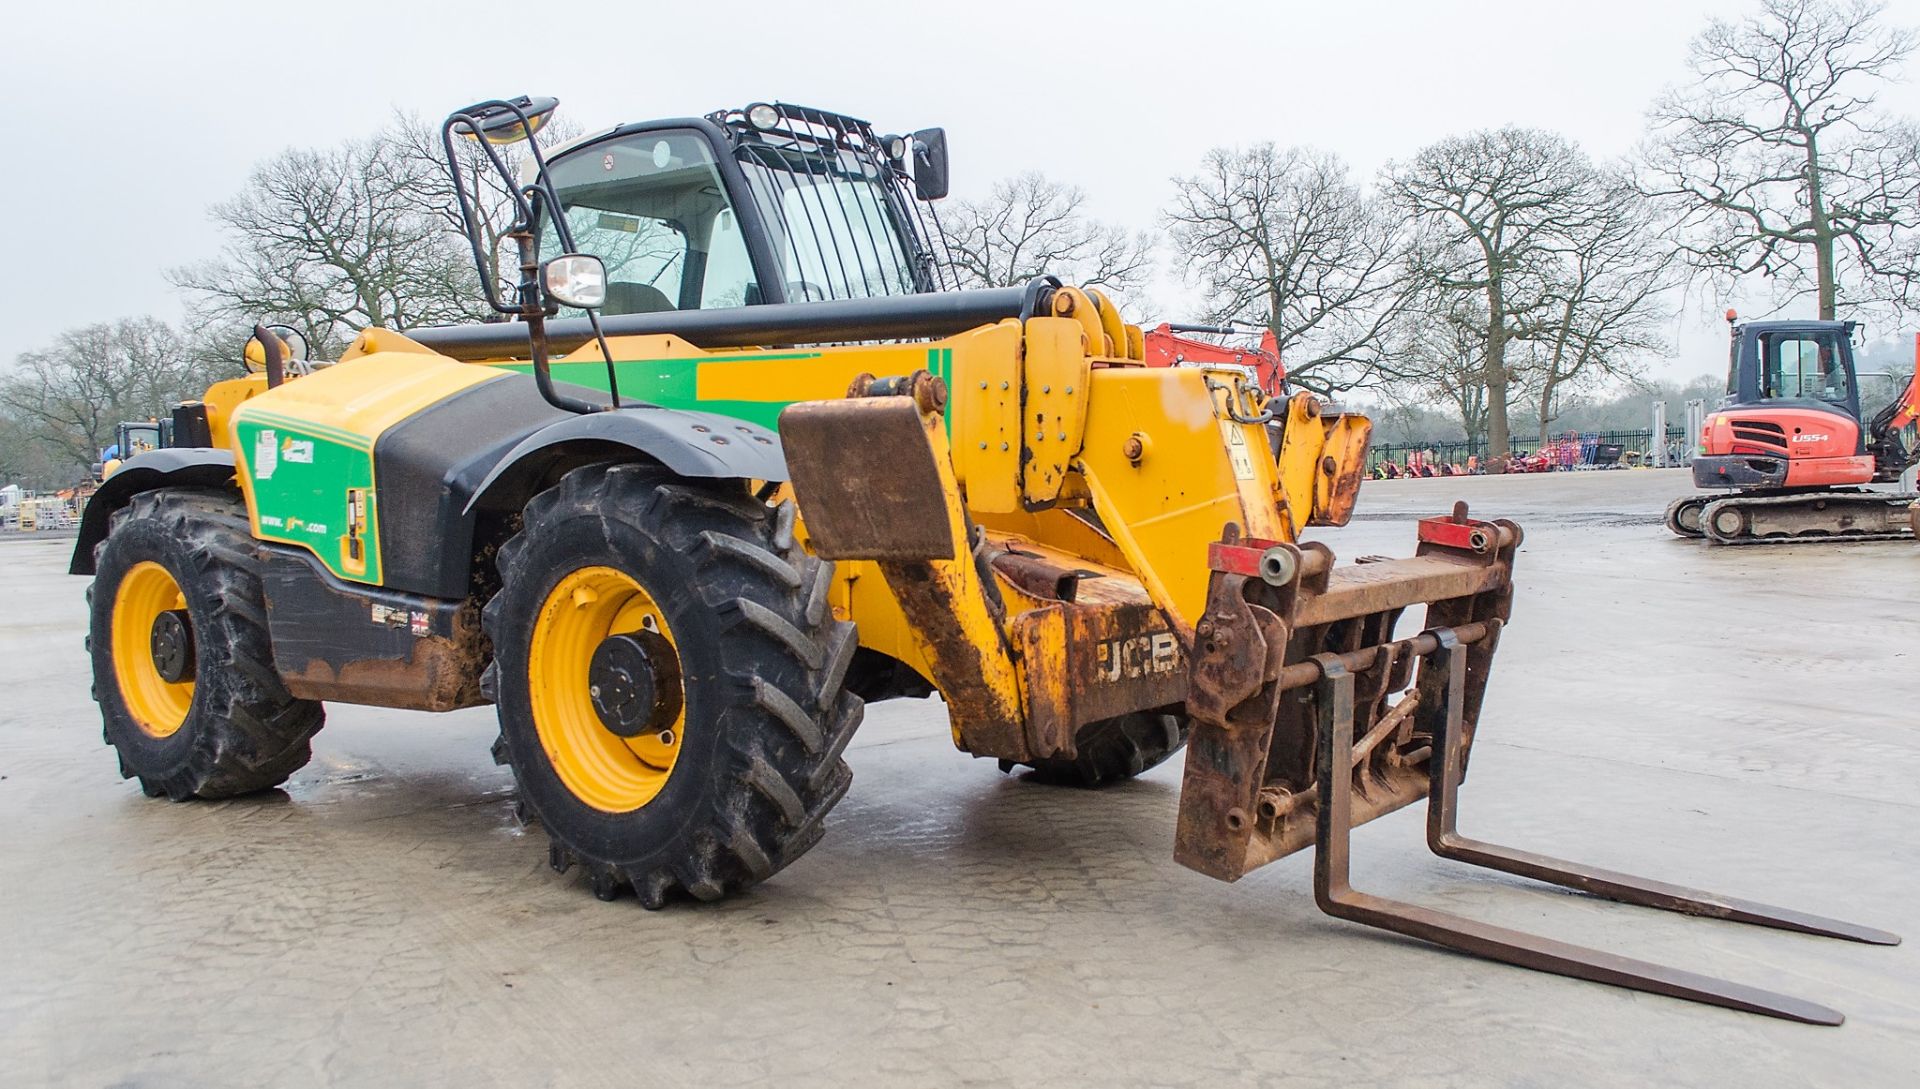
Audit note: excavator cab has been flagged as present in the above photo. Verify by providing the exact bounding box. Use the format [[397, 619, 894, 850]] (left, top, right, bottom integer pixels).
[[1738, 322, 1861, 419], [97, 420, 171, 481]]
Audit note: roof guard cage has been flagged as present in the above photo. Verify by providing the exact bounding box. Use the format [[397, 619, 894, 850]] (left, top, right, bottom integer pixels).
[[707, 102, 956, 300]]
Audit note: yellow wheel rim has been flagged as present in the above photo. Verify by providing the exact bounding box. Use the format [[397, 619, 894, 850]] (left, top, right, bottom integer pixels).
[[527, 566, 685, 813], [111, 561, 194, 738]]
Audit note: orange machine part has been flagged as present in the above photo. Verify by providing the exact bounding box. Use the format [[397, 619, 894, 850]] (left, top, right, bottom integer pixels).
[[1885, 334, 1920, 434], [1782, 455, 1879, 487], [1141, 324, 1286, 397], [1701, 405, 1874, 487]]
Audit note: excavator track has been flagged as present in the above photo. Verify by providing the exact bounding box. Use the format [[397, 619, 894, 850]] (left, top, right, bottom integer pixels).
[[1701, 490, 1919, 545]]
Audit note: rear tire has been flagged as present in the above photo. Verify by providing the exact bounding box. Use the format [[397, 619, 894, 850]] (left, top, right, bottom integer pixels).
[[87, 488, 324, 799], [1001, 712, 1187, 788], [483, 463, 863, 906]]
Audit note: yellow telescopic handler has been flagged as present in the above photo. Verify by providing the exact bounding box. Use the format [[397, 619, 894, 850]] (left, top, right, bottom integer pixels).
[[73, 96, 1895, 1025]]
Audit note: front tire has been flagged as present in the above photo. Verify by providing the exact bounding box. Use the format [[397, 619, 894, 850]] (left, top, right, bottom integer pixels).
[[483, 463, 863, 906], [88, 488, 324, 799]]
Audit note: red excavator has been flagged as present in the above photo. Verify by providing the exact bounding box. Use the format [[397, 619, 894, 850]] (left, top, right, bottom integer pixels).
[[1142, 321, 1285, 396], [1667, 315, 1920, 544]]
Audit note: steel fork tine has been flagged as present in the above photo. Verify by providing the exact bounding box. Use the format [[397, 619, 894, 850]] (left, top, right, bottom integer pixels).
[[1425, 635, 1899, 946], [1311, 654, 1848, 1026]]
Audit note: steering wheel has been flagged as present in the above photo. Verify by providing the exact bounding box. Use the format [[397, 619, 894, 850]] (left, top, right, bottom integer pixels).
[[785, 280, 829, 303]]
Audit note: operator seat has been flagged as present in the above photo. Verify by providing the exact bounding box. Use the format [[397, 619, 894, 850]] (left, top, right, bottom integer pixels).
[[604, 282, 674, 316]]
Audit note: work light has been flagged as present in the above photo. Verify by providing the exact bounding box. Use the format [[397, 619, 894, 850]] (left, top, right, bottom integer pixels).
[[746, 103, 781, 131], [453, 95, 560, 145]]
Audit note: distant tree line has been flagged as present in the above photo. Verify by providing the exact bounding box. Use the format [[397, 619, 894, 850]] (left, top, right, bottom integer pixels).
[[948, 0, 1916, 453], [0, 112, 558, 488], [2, 0, 1915, 488]]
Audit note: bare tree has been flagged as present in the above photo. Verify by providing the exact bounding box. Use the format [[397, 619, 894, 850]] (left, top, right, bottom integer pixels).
[[1518, 180, 1676, 442], [1397, 302, 1493, 444], [1641, 0, 1920, 319], [1166, 144, 1416, 394], [0, 410, 70, 489], [170, 135, 484, 356], [938, 172, 1153, 297], [388, 111, 585, 306], [0, 318, 213, 477], [1391, 128, 1618, 458]]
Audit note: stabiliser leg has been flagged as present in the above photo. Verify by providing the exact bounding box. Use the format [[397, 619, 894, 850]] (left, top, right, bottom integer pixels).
[[1309, 635, 1879, 1026]]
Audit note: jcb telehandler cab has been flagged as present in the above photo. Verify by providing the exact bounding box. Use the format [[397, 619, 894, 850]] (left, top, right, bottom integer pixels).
[[74, 96, 1895, 1025]]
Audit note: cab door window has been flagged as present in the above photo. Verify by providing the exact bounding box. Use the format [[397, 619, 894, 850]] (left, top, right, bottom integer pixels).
[[542, 131, 760, 316], [1760, 332, 1851, 404]]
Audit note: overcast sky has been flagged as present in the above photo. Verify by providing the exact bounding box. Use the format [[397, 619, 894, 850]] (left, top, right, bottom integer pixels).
[[3, 0, 1915, 382]]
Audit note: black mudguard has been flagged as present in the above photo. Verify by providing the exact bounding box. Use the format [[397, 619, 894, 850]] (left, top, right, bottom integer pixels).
[[461, 405, 788, 516], [376, 374, 786, 599], [70, 449, 237, 575]]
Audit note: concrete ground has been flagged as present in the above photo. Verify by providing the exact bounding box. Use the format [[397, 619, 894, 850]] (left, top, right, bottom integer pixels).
[[3, 468, 1916, 1088]]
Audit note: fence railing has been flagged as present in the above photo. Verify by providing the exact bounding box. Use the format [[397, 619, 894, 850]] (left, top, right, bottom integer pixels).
[[1, 496, 81, 531], [1368, 427, 1693, 471]]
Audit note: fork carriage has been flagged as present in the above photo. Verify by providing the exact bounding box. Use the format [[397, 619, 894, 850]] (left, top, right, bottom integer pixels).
[[1177, 506, 1896, 1025]]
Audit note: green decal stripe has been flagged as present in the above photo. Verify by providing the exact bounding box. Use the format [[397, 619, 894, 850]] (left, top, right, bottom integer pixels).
[[238, 409, 375, 451], [501, 348, 950, 436], [503, 361, 794, 431], [501, 360, 697, 405], [929, 347, 955, 435], [510, 351, 826, 371], [231, 417, 382, 584]]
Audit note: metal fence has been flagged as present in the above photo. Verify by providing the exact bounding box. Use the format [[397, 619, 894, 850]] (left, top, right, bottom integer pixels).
[[1368, 427, 1694, 472], [1, 496, 81, 532]]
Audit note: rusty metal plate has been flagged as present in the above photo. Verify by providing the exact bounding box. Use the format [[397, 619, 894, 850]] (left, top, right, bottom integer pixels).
[[1309, 412, 1371, 527], [1015, 601, 1186, 758], [260, 545, 488, 712], [780, 399, 955, 562]]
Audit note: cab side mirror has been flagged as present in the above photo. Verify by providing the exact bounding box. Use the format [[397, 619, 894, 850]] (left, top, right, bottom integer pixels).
[[542, 253, 607, 310], [910, 127, 949, 201]]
